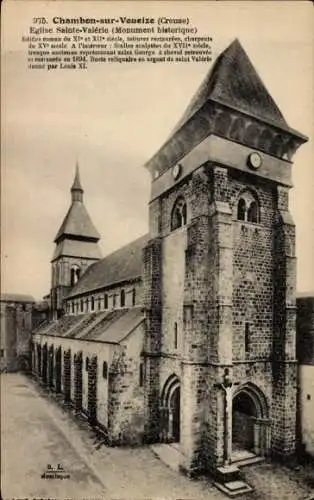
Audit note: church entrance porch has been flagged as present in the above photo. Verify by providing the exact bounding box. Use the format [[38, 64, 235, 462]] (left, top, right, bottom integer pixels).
[[160, 375, 180, 443], [231, 384, 270, 464]]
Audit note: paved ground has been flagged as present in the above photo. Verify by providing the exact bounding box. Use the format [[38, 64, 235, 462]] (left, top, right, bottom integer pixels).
[[1, 373, 313, 500]]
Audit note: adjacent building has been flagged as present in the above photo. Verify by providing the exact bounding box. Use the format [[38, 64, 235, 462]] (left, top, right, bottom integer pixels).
[[1, 293, 35, 371], [297, 294, 314, 456]]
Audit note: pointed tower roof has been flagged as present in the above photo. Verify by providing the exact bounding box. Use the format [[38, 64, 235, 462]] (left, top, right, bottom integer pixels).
[[54, 166, 100, 243], [144, 39, 307, 178], [71, 162, 83, 192], [173, 39, 288, 133]]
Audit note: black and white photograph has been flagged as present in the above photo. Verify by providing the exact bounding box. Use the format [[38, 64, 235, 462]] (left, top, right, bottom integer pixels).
[[1, 1, 314, 499]]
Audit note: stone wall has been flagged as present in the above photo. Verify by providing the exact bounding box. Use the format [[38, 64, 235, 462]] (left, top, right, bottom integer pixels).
[[32, 323, 145, 444], [144, 149, 298, 474], [108, 323, 145, 444]]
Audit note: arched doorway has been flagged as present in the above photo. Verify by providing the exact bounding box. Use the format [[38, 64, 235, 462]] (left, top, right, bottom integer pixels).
[[232, 391, 257, 452], [232, 384, 270, 460], [160, 374, 180, 443]]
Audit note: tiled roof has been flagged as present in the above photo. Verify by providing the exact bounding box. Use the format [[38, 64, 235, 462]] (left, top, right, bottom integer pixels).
[[0, 293, 35, 303], [67, 234, 149, 298], [82, 308, 143, 343], [54, 201, 101, 243], [33, 308, 145, 344], [173, 39, 288, 134]]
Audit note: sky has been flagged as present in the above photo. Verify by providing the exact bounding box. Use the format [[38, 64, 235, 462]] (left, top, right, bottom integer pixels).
[[1, 1, 314, 301]]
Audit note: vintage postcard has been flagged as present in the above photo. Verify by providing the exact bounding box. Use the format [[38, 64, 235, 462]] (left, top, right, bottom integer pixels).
[[1, 1, 313, 499]]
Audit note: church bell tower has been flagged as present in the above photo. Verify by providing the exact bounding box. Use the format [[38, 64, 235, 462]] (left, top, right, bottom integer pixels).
[[51, 164, 102, 318], [142, 39, 308, 475]]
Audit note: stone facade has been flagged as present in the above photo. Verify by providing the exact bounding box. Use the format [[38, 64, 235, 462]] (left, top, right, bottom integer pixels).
[[142, 40, 307, 476], [28, 40, 312, 478]]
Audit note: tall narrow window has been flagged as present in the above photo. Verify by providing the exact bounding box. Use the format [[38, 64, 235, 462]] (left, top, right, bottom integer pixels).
[[113, 294, 116, 308], [70, 265, 81, 286], [139, 362, 144, 387], [80, 299, 83, 312], [120, 289, 125, 308], [237, 198, 246, 221], [103, 361, 108, 379], [247, 201, 259, 223], [182, 203, 187, 226], [71, 302, 74, 314], [104, 293, 108, 309], [70, 268, 75, 286], [91, 296, 95, 311], [98, 297, 101, 310], [174, 322, 178, 349], [245, 322, 250, 355], [132, 288, 136, 307]]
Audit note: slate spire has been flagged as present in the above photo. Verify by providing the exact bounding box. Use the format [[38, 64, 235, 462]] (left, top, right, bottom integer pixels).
[[54, 164, 100, 244], [173, 38, 288, 133], [71, 162, 84, 202]]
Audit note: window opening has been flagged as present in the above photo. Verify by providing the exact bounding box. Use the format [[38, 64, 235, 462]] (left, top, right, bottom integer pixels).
[[120, 289, 125, 307]]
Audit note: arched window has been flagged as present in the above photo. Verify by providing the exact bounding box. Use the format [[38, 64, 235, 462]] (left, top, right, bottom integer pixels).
[[70, 265, 81, 286], [120, 289, 125, 308], [104, 294, 108, 309], [247, 201, 259, 223], [132, 288, 136, 307], [236, 191, 260, 224], [171, 197, 188, 231], [103, 361, 108, 379], [237, 198, 246, 221]]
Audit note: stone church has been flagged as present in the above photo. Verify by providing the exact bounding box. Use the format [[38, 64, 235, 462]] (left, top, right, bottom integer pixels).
[[32, 39, 312, 478]]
